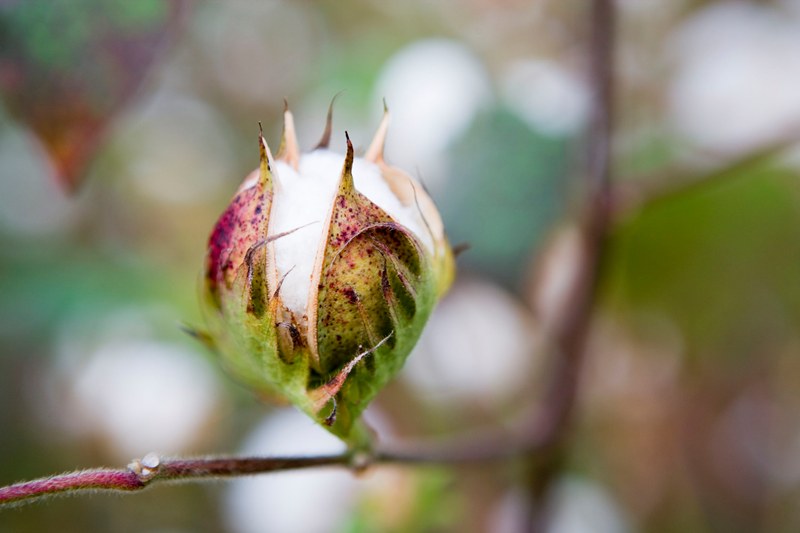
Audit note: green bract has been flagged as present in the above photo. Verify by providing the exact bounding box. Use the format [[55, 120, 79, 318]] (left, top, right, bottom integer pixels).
[[202, 106, 454, 444]]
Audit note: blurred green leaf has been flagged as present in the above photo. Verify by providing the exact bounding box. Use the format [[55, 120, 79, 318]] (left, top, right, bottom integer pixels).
[[443, 107, 573, 288], [0, 247, 190, 343], [608, 161, 800, 362]]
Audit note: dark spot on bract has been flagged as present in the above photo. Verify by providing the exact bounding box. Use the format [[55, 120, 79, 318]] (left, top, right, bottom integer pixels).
[[342, 286, 359, 304]]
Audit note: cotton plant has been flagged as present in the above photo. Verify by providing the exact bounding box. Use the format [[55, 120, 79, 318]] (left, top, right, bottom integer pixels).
[[201, 104, 454, 448]]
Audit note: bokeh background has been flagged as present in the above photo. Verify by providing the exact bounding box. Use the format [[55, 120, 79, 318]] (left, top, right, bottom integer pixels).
[[2, 0, 800, 531]]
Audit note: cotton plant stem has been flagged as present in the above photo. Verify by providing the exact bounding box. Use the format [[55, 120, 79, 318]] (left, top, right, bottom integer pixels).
[[0, 468, 147, 504], [0, 453, 349, 507], [0, 438, 536, 508]]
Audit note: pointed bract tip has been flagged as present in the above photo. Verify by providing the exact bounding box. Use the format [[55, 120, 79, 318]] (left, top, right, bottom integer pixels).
[[315, 92, 342, 150], [365, 102, 391, 163], [277, 102, 300, 170], [258, 133, 273, 188], [257, 122, 270, 163], [258, 123, 267, 163], [340, 131, 355, 189], [344, 131, 354, 161]]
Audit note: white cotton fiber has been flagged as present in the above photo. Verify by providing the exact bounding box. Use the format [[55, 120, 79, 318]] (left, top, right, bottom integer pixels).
[[267, 149, 432, 316]]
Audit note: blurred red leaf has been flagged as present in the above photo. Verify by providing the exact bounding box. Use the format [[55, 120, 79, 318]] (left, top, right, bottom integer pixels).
[[0, 0, 187, 192]]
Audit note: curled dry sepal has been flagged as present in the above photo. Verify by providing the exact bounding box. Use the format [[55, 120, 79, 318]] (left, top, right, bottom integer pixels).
[[201, 103, 454, 446]]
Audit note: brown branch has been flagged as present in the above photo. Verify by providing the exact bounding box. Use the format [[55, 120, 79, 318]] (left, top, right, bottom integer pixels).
[[522, 0, 616, 526], [532, 0, 615, 444]]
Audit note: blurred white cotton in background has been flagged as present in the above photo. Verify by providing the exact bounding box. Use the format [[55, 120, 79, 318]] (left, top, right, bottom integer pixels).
[[402, 277, 538, 407], [70, 341, 219, 458], [785, 0, 800, 18], [372, 39, 492, 191], [224, 408, 422, 532], [668, 2, 800, 154], [529, 225, 585, 332], [501, 59, 588, 136], [617, 0, 667, 14], [115, 89, 235, 205], [547, 477, 631, 533], [488, 479, 630, 533], [191, 1, 320, 110], [224, 409, 357, 533], [46, 308, 221, 461]]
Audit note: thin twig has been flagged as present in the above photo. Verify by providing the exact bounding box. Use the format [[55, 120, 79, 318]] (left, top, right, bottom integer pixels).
[[532, 0, 615, 445], [0, 453, 350, 507], [523, 0, 616, 526], [0, 469, 147, 505], [613, 133, 800, 220], [1, 435, 549, 508]]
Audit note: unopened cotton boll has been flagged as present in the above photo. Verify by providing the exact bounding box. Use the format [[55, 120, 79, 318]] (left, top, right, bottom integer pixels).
[[201, 104, 454, 444]]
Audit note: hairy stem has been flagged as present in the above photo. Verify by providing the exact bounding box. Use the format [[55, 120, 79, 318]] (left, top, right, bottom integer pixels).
[[0, 453, 348, 507], [0, 434, 541, 508]]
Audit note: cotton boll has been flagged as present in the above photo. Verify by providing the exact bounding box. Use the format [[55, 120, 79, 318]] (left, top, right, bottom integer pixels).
[[668, 2, 800, 153], [372, 39, 493, 191], [402, 277, 539, 407], [204, 106, 454, 440], [223, 409, 357, 533], [268, 149, 434, 316]]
